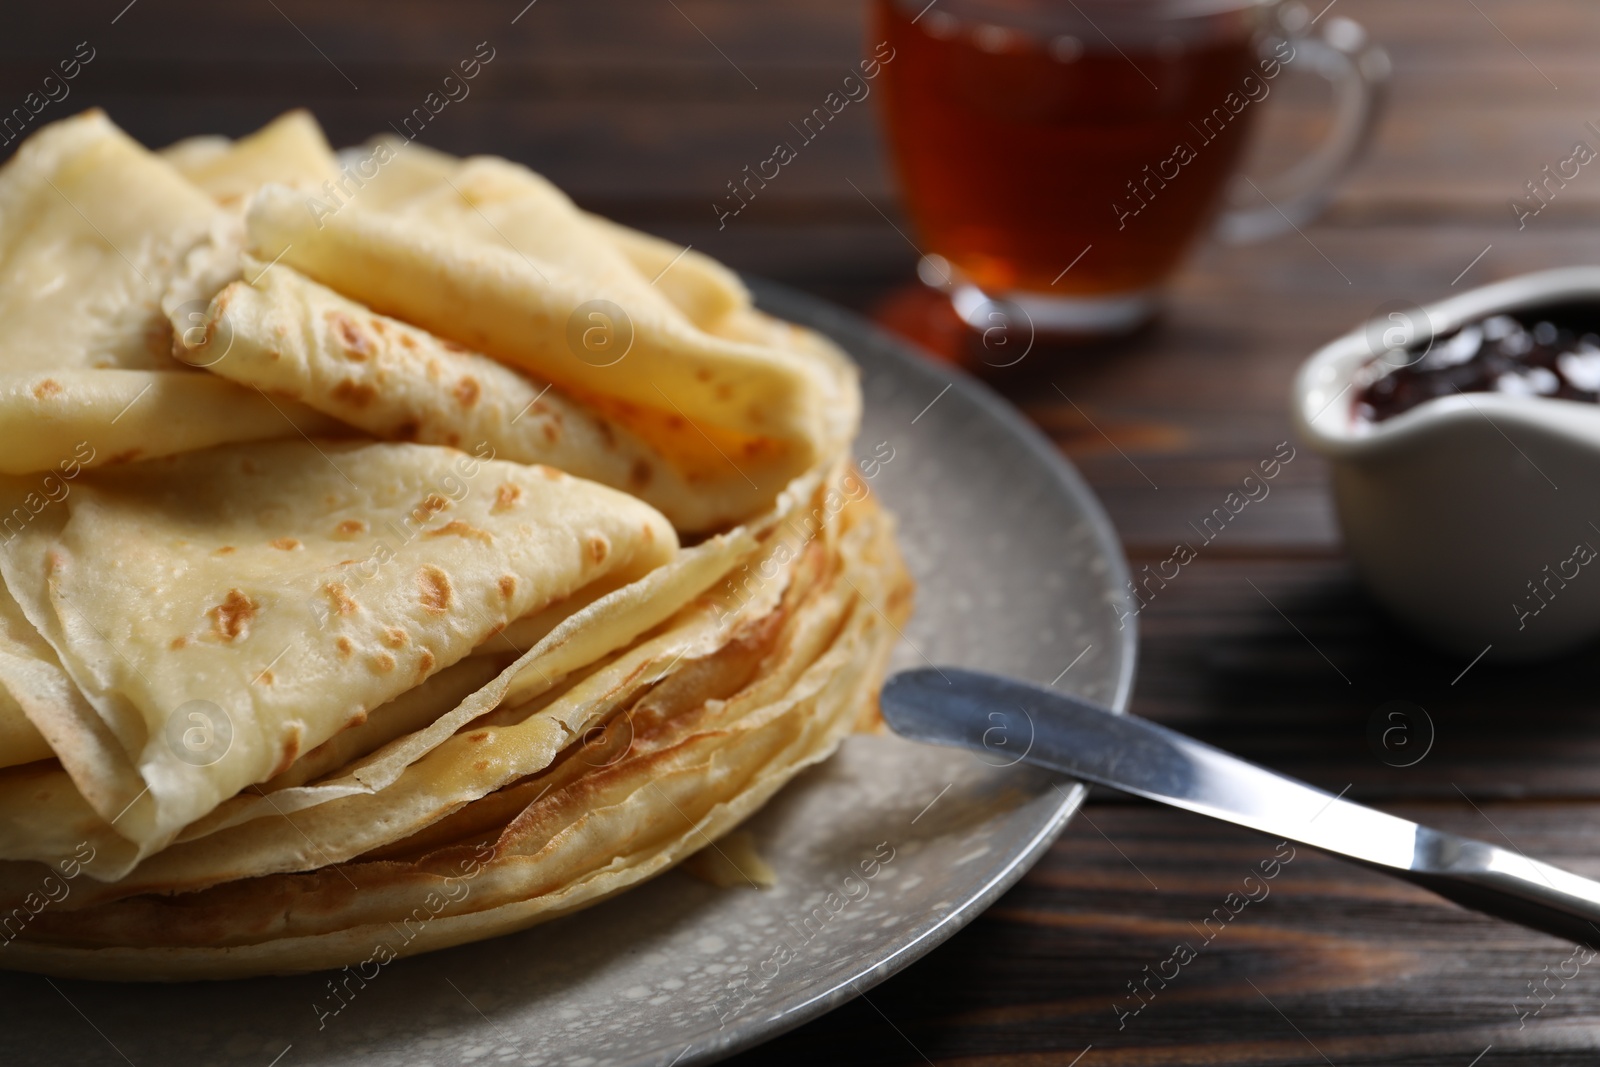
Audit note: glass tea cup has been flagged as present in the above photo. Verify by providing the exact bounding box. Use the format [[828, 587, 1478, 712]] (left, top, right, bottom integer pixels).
[[873, 0, 1389, 337]]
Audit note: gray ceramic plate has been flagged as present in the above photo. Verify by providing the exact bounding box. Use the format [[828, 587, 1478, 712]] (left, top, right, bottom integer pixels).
[[0, 281, 1136, 1067]]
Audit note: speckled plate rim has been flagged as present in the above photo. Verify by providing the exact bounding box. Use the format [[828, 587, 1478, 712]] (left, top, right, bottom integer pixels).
[[677, 279, 1142, 1065]]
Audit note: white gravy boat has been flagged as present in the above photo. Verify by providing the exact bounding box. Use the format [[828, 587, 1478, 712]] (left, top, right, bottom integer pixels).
[[1294, 267, 1600, 662]]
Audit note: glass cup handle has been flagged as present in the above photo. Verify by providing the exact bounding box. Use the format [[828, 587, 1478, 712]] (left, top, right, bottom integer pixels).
[[1215, 15, 1391, 244]]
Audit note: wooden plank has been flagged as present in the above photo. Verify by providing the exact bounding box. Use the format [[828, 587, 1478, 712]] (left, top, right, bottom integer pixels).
[[16, 69, 1600, 222], [1125, 556, 1600, 800], [4, 0, 1590, 66], [0, 0, 868, 64]]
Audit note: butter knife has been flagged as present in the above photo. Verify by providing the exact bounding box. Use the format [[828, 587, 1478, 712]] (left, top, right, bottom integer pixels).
[[882, 667, 1600, 946]]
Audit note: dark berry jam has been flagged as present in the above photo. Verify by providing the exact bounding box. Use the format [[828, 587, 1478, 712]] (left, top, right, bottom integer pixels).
[[1356, 303, 1600, 423]]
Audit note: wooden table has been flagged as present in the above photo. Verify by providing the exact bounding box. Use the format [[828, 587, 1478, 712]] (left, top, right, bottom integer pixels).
[[8, 1, 1600, 1062]]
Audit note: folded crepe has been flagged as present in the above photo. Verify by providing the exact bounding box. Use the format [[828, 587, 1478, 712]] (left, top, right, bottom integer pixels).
[[0, 111, 337, 479], [0, 110, 911, 982], [234, 176, 853, 525], [0, 438, 676, 873], [163, 109, 340, 206]]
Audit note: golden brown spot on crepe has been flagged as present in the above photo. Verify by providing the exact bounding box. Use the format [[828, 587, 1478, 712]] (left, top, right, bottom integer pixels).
[[206, 588, 259, 642], [642, 523, 655, 543], [269, 726, 302, 776], [446, 432, 461, 446], [538, 466, 562, 480], [32, 379, 61, 399], [597, 421, 617, 449], [468, 730, 490, 743], [336, 636, 354, 659], [214, 545, 236, 556], [169, 635, 187, 650], [695, 368, 714, 383], [417, 647, 435, 676], [473, 759, 490, 772], [332, 378, 378, 407], [417, 565, 452, 614], [344, 707, 369, 729], [328, 310, 375, 361], [258, 671, 274, 686], [629, 459, 652, 489], [440, 339, 469, 354], [106, 449, 141, 465], [382, 627, 408, 648], [336, 519, 366, 538], [542, 423, 559, 444], [269, 537, 301, 551], [498, 574, 516, 600], [399, 334, 418, 351], [493, 483, 522, 513], [395, 420, 421, 441], [587, 533, 610, 565], [324, 581, 359, 616], [369, 651, 396, 673], [426, 519, 493, 544], [715, 383, 734, 402], [454, 377, 481, 407], [414, 494, 449, 521], [371, 318, 388, 336]]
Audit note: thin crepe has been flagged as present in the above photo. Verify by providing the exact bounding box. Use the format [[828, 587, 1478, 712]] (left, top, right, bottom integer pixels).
[[0, 110, 338, 477], [162, 110, 339, 206], [334, 134, 749, 333], [184, 260, 763, 531], [0, 439, 676, 869], [244, 182, 844, 506]]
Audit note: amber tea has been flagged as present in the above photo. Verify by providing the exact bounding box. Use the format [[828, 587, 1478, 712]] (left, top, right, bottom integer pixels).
[[871, 0, 1383, 334]]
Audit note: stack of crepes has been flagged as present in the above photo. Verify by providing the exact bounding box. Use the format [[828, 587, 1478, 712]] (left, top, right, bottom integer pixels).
[[0, 110, 910, 980]]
